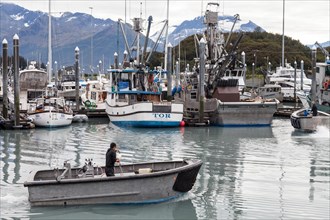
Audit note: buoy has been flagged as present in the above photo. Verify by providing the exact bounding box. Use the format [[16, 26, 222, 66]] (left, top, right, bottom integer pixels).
[[180, 121, 185, 127]]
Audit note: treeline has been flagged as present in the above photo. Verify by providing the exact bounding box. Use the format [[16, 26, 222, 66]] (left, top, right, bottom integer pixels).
[[0, 56, 46, 70], [148, 31, 329, 76]]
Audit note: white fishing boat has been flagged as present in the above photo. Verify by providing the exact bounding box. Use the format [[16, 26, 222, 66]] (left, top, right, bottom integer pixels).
[[106, 69, 184, 127], [296, 59, 330, 113], [265, 63, 311, 84], [80, 77, 109, 111], [27, 96, 73, 127], [7, 62, 49, 112], [241, 84, 284, 102], [266, 77, 311, 102], [105, 12, 183, 127], [57, 74, 87, 99]]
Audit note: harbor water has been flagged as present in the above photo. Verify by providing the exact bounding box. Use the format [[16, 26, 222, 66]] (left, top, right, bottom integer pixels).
[[1, 118, 329, 220]]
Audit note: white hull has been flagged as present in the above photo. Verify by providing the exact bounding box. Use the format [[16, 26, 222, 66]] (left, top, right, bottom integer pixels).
[[29, 111, 73, 127], [27, 97, 73, 128], [106, 102, 183, 127]]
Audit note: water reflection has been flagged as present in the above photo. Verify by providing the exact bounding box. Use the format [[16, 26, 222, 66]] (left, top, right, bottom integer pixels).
[[179, 127, 274, 219], [29, 198, 197, 220], [1, 119, 329, 219]]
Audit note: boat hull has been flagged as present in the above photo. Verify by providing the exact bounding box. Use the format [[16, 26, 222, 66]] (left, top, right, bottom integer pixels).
[[107, 102, 184, 127], [24, 160, 202, 206], [29, 112, 73, 127], [211, 101, 278, 126]]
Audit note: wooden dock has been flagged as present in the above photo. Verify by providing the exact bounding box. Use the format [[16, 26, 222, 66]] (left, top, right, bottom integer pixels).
[[75, 108, 107, 118]]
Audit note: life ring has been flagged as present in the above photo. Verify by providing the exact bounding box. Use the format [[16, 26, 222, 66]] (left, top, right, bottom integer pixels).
[[324, 82, 329, 89], [84, 100, 91, 107]]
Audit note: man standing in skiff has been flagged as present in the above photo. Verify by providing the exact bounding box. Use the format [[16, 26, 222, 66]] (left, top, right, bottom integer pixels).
[[105, 142, 120, 176]]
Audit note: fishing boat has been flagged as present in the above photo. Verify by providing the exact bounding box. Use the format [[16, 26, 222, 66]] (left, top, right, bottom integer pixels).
[[296, 56, 330, 113], [290, 108, 330, 132], [241, 84, 284, 102], [181, 3, 278, 126], [106, 69, 184, 127], [266, 77, 311, 102], [7, 62, 48, 112], [23, 159, 202, 206], [57, 74, 87, 99], [80, 77, 109, 111], [105, 15, 183, 127]]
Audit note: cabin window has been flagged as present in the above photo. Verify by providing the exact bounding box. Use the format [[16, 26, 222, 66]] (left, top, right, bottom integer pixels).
[[129, 95, 136, 104], [191, 92, 197, 99], [326, 66, 330, 76], [118, 94, 127, 102]]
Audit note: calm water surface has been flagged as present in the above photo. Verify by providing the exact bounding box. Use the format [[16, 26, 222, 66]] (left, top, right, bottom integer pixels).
[[1, 118, 329, 220]]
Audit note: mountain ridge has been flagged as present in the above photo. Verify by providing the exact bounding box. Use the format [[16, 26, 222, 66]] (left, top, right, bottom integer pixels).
[[1, 3, 327, 71]]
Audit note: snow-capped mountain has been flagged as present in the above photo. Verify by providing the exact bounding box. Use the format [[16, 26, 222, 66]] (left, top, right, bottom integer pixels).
[[5, 2, 324, 70], [150, 15, 264, 47]]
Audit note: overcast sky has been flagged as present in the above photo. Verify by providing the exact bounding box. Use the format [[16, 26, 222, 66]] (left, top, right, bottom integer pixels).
[[1, 0, 329, 45]]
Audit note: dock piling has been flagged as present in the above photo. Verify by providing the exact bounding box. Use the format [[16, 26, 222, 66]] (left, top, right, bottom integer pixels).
[[75, 47, 80, 111], [311, 46, 317, 102], [166, 43, 173, 101], [199, 38, 206, 123], [2, 39, 8, 119], [13, 34, 20, 127]]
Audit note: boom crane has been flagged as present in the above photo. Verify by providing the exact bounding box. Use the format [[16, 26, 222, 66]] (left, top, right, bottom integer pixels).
[[315, 41, 329, 61]]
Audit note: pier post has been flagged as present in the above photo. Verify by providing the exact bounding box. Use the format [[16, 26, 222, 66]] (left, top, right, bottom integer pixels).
[[166, 43, 173, 101], [241, 51, 246, 83], [300, 60, 304, 91], [54, 61, 58, 88], [175, 61, 179, 90], [75, 47, 80, 111], [2, 39, 8, 119], [252, 63, 255, 88], [114, 52, 118, 69], [13, 34, 20, 127], [294, 61, 297, 102], [199, 38, 206, 123], [311, 46, 317, 102]]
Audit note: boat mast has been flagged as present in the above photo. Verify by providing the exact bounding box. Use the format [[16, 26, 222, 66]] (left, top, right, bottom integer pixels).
[[281, 0, 285, 67], [48, 0, 52, 83], [164, 0, 169, 70], [89, 7, 93, 73]]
